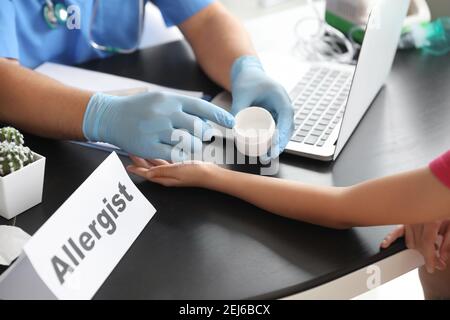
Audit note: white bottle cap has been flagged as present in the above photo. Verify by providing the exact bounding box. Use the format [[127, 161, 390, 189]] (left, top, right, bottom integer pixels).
[[233, 107, 276, 158]]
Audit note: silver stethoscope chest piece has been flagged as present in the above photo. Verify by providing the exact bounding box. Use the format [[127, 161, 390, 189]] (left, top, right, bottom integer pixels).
[[43, 0, 68, 29]]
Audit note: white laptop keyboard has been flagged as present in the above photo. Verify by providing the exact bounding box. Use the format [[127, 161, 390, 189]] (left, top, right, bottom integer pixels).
[[289, 66, 353, 147]]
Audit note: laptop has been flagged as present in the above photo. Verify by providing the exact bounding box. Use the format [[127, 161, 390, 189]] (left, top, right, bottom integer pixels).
[[285, 0, 410, 161]]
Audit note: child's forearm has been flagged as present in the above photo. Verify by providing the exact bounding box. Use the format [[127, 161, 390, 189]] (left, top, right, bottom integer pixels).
[[339, 167, 450, 226], [204, 166, 450, 228], [205, 166, 348, 228]]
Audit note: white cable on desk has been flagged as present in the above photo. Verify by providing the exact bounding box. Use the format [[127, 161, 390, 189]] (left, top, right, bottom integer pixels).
[[293, 0, 361, 64]]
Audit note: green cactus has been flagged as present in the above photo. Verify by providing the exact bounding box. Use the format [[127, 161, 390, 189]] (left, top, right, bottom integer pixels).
[[0, 126, 24, 146], [0, 142, 35, 177], [17, 144, 34, 166]]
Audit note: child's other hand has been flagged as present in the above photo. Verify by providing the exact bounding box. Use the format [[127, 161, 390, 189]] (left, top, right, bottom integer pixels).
[[381, 221, 450, 273], [126, 155, 218, 188]]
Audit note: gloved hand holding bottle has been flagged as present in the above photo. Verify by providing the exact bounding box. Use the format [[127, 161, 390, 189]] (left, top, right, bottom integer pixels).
[[82, 92, 235, 162], [230, 56, 294, 160]]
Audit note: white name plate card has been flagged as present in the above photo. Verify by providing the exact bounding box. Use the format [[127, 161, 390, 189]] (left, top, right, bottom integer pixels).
[[0, 152, 156, 300]]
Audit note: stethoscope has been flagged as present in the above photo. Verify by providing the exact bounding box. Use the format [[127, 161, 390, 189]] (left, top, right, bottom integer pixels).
[[43, 0, 145, 53]]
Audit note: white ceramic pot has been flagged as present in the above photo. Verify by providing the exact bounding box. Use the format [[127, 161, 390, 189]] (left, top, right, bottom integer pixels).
[[0, 152, 46, 219]]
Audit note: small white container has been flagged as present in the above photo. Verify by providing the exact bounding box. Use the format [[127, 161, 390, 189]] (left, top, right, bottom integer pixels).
[[233, 107, 276, 157], [0, 152, 46, 220]]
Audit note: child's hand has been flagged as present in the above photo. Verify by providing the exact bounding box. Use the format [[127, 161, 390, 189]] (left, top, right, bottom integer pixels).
[[381, 221, 450, 273], [126, 155, 218, 188]]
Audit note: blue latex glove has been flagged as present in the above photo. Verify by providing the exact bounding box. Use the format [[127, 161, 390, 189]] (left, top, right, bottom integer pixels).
[[231, 56, 294, 160], [82, 92, 235, 162]]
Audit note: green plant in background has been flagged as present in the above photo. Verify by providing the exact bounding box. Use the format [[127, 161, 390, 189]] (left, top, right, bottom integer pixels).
[[0, 127, 35, 177], [0, 126, 25, 146]]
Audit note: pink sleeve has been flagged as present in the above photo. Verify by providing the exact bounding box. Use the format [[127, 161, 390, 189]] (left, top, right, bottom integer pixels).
[[429, 150, 450, 189]]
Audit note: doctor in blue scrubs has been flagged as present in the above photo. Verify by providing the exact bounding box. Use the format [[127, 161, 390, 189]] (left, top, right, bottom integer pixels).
[[0, 0, 293, 161]]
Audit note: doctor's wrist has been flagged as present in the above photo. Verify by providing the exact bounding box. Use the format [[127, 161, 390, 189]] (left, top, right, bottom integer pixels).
[[230, 55, 264, 84], [82, 92, 117, 143]]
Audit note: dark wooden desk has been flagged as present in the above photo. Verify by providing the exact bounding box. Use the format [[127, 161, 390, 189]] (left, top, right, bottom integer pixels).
[[1, 41, 449, 299]]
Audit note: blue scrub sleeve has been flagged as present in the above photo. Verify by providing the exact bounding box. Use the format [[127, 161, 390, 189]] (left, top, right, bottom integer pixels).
[[152, 0, 215, 26], [0, 0, 19, 60]]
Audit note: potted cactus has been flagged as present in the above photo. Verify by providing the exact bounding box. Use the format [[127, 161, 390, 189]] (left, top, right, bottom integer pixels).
[[0, 127, 46, 219]]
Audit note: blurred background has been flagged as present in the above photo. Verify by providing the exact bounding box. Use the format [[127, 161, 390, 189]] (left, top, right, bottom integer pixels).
[[143, 0, 449, 55], [415, 0, 450, 17], [220, 0, 450, 20]]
